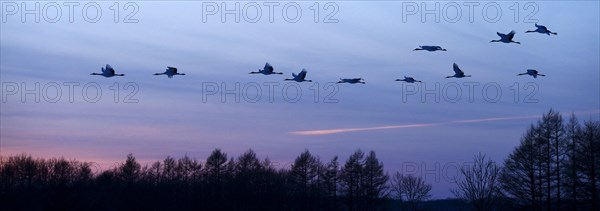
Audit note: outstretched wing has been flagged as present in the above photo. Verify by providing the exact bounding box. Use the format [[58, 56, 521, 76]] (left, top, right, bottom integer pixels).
[[497, 32, 505, 38], [536, 24, 548, 31], [507, 30, 516, 40], [527, 69, 537, 74], [298, 69, 307, 80], [167, 67, 178, 73], [264, 62, 274, 73], [104, 64, 113, 73], [105, 64, 115, 74], [453, 63, 464, 75]]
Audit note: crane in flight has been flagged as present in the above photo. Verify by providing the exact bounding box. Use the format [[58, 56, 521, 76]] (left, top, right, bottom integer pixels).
[[413, 45, 447, 51], [491, 30, 521, 44], [154, 67, 186, 78], [526, 24, 557, 35], [518, 69, 546, 78], [337, 78, 366, 84], [285, 69, 312, 82], [446, 63, 471, 78], [91, 64, 124, 77], [250, 62, 282, 75], [395, 76, 422, 83]]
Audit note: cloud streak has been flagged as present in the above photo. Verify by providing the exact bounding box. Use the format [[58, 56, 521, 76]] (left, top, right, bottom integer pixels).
[[290, 110, 600, 136]]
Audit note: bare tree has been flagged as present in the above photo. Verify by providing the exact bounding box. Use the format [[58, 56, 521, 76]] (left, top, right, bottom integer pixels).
[[500, 124, 544, 209], [537, 109, 566, 209], [392, 173, 432, 211], [562, 114, 582, 209], [452, 153, 502, 211], [578, 120, 600, 210]]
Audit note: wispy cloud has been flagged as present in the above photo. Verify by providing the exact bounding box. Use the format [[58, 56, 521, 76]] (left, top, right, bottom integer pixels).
[[290, 110, 600, 136], [289, 123, 440, 135]]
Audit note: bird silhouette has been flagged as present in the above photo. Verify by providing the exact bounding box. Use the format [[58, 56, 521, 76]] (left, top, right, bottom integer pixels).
[[337, 78, 365, 84], [91, 64, 124, 77], [250, 62, 282, 75], [413, 45, 447, 51], [285, 69, 312, 82], [396, 76, 422, 83], [446, 63, 471, 78], [518, 69, 545, 78], [526, 24, 557, 35], [154, 67, 185, 78], [491, 30, 521, 44]]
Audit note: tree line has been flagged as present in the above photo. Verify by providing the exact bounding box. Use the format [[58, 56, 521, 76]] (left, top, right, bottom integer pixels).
[[448, 110, 600, 211], [1, 109, 599, 210], [499, 110, 600, 210], [0, 148, 428, 210]]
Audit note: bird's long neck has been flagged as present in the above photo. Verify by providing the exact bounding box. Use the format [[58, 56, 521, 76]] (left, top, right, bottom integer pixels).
[[115, 74, 125, 76], [91, 73, 100, 75]]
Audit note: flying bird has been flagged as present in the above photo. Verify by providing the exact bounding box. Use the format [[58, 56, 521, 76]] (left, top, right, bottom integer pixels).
[[413, 45, 447, 51], [490, 30, 521, 44], [249, 62, 282, 75], [446, 63, 471, 78], [337, 78, 366, 84], [285, 69, 312, 82], [91, 64, 124, 77], [154, 67, 185, 78], [526, 24, 557, 35], [518, 69, 546, 78], [395, 76, 422, 83]]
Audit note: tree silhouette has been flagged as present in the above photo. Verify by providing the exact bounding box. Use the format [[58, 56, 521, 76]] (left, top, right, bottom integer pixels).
[[340, 149, 365, 210], [362, 150, 389, 210], [537, 109, 566, 209], [452, 153, 502, 211], [119, 153, 141, 184], [577, 120, 600, 210], [392, 173, 432, 211], [204, 149, 228, 204], [500, 110, 600, 210], [500, 124, 543, 209], [562, 114, 583, 210], [289, 149, 320, 209], [321, 156, 340, 209]]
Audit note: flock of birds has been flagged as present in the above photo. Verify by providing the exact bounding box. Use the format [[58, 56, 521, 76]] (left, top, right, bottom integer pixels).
[[91, 24, 556, 82]]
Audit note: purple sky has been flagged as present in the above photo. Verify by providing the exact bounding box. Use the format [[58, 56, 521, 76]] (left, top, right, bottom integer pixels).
[[1, 1, 599, 198]]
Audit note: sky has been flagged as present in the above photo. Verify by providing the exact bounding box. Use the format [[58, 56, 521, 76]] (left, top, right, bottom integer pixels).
[[1, 1, 599, 198]]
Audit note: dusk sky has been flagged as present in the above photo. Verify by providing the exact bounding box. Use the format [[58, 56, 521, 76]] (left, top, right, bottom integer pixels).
[[1, 1, 599, 198]]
